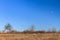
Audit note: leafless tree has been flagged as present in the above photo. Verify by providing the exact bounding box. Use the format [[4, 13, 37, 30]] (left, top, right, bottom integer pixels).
[[3, 23, 12, 32]]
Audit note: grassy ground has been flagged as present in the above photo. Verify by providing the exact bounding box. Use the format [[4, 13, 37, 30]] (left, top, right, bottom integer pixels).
[[0, 33, 60, 40]]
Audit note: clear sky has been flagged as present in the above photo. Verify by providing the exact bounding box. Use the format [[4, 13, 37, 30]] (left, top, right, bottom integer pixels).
[[0, 0, 60, 31]]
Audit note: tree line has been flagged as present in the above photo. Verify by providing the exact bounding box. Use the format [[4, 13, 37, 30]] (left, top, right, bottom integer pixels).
[[0, 23, 60, 33]]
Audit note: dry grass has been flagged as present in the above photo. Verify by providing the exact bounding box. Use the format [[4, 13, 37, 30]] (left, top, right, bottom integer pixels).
[[0, 33, 60, 40]]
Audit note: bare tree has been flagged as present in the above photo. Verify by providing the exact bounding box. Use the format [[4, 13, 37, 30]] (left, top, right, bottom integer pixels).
[[30, 25, 35, 31], [23, 24, 35, 33], [51, 27, 56, 33], [3, 23, 12, 32]]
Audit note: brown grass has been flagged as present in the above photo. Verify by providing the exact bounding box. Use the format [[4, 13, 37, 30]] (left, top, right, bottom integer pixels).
[[0, 33, 60, 40]]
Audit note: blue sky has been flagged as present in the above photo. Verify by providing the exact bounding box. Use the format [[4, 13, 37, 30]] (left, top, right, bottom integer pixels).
[[0, 0, 60, 31]]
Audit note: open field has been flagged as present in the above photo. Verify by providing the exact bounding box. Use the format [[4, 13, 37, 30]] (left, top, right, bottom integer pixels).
[[0, 33, 60, 40]]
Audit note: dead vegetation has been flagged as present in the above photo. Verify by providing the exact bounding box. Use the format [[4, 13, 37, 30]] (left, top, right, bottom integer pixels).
[[0, 23, 60, 40]]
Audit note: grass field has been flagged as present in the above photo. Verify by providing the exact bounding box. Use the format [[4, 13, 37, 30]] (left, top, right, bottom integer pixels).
[[0, 33, 60, 40]]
